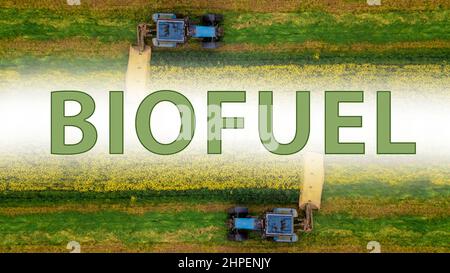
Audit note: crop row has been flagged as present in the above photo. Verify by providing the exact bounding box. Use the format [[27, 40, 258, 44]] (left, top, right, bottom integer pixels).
[[0, 155, 448, 201], [2, 63, 448, 102], [1, 9, 448, 45]]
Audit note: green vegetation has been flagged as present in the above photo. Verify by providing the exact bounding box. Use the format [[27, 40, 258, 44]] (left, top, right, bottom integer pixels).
[[0, 209, 448, 252], [0, 181, 448, 206], [1, 9, 448, 44], [0, 8, 138, 42], [150, 49, 450, 66], [0, 210, 225, 252], [226, 11, 450, 45], [0, 154, 447, 252], [2, 48, 449, 72], [0, 1, 448, 252], [0, 8, 448, 66]]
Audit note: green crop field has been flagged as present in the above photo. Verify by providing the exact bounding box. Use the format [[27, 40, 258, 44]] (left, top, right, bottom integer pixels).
[[1, 0, 449, 66], [0, 155, 448, 252], [0, 0, 449, 252]]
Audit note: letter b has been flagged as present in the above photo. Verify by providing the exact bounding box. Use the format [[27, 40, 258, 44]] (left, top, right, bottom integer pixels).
[[51, 91, 97, 155]]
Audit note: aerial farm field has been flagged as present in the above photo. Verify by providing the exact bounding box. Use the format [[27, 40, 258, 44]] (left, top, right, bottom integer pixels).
[[0, 0, 449, 252]]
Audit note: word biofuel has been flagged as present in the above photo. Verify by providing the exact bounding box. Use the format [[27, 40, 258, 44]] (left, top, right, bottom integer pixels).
[[50, 90, 416, 155]]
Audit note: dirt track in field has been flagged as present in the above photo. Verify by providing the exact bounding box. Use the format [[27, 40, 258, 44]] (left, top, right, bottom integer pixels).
[[1, 198, 448, 218], [1, 38, 449, 59], [2, 243, 448, 253]]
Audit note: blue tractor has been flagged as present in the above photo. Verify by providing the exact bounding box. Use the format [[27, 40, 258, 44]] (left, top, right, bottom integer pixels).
[[227, 206, 315, 243], [227, 153, 325, 243], [136, 13, 224, 52]]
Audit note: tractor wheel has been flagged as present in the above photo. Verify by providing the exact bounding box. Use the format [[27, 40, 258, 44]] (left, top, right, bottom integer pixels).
[[227, 231, 248, 242], [201, 41, 218, 49], [202, 37, 221, 49], [227, 207, 248, 218], [202, 14, 223, 25]]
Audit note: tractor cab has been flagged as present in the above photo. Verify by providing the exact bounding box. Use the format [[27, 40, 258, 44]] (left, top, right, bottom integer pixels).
[[265, 212, 298, 242], [156, 19, 186, 44]]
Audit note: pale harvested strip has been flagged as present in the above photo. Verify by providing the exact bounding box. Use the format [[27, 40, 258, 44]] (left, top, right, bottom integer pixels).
[[125, 45, 151, 94], [1, 0, 448, 13], [1, 38, 450, 58], [0, 198, 448, 218]]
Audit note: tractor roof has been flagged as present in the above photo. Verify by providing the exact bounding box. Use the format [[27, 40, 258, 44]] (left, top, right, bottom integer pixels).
[[265, 214, 294, 235], [156, 19, 186, 42]]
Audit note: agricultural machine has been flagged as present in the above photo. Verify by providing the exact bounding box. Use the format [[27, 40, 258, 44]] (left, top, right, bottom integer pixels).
[[228, 207, 301, 242], [136, 13, 224, 52], [126, 12, 224, 96], [228, 153, 324, 243]]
